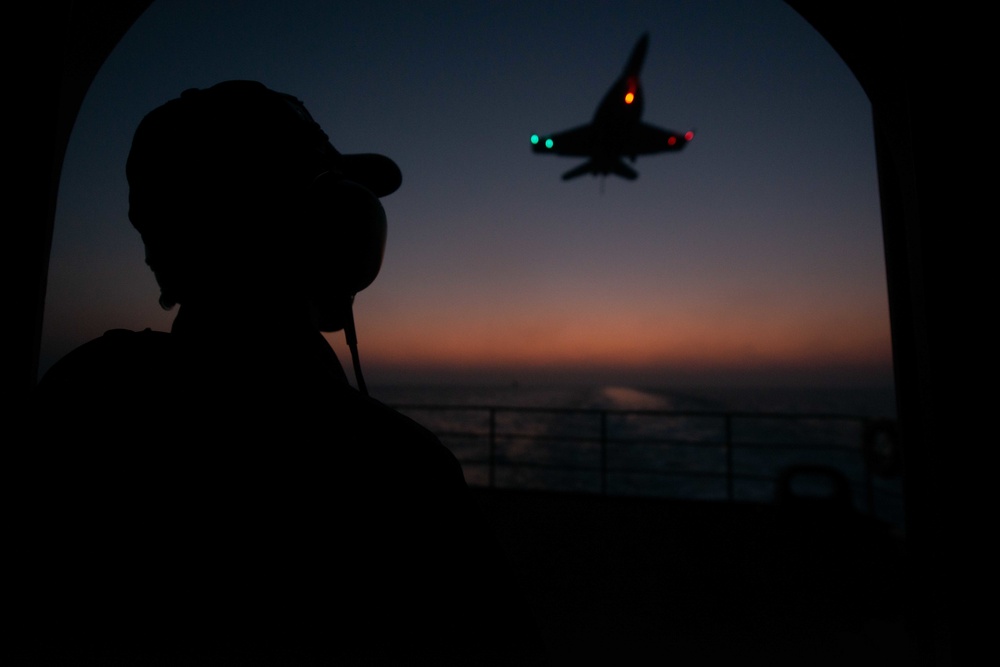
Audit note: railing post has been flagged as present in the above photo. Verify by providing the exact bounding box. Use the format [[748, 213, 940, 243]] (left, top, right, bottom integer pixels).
[[725, 414, 734, 502], [488, 408, 497, 488], [862, 419, 875, 517], [600, 410, 608, 495]]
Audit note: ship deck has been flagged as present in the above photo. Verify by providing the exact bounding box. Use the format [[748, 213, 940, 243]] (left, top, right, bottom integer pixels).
[[472, 488, 908, 666]]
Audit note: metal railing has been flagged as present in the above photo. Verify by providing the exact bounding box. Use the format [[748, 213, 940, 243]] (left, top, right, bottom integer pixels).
[[391, 403, 903, 525]]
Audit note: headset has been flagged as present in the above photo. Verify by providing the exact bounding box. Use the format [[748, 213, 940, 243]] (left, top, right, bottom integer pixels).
[[300, 172, 388, 396], [273, 85, 391, 396]]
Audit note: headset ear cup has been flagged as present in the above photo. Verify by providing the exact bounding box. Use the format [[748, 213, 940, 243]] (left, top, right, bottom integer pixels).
[[303, 174, 387, 331]]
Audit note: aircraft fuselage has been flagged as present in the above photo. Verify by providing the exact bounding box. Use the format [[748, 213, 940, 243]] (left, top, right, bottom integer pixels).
[[592, 73, 645, 162]]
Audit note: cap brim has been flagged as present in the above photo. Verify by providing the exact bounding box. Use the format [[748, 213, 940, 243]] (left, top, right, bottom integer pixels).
[[338, 153, 402, 198]]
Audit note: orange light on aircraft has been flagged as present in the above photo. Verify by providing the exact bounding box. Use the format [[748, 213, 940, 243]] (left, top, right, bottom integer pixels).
[[624, 77, 637, 104]]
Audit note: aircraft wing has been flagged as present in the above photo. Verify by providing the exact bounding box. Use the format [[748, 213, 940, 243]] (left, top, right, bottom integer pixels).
[[534, 122, 692, 158], [531, 124, 594, 157], [622, 122, 692, 155]]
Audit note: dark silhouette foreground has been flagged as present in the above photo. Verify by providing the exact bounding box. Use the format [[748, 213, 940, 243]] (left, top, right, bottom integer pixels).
[[16, 81, 543, 665]]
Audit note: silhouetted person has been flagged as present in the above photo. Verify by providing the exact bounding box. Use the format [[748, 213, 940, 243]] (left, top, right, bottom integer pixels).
[[17, 80, 543, 666]]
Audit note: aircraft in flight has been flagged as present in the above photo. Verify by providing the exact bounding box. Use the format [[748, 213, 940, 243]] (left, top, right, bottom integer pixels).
[[530, 33, 693, 181]]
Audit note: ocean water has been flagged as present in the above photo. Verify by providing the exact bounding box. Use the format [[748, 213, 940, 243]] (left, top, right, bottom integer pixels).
[[372, 383, 904, 530]]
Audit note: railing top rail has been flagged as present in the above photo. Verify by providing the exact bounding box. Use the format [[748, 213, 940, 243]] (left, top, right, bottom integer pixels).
[[390, 403, 877, 423]]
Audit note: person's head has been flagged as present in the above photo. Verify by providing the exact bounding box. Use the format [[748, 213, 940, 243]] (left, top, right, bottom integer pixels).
[[126, 80, 401, 329]]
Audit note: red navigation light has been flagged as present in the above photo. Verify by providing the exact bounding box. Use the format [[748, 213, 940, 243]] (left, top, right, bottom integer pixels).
[[685, 130, 694, 141], [667, 136, 676, 146]]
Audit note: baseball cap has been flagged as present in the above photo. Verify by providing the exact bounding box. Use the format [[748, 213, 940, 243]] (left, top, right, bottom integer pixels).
[[126, 79, 402, 227]]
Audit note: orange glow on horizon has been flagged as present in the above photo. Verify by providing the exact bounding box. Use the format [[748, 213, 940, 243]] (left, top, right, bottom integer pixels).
[[335, 305, 893, 383]]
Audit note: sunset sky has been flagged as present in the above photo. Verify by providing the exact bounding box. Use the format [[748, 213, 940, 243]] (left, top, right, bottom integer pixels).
[[40, 0, 892, 389]]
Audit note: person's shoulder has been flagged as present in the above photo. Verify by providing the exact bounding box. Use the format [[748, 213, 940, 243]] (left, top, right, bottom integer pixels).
[[336, 388, 433, 437], [34, 328, 177, 402], [330, 387, 466, 480]]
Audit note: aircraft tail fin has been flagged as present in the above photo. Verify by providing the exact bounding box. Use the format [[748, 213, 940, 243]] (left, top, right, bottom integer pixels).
[[624, 33, 649, 75], [610, 159, 638, 180], [562, 159, 639, 181], [562, 161, 595, 180]]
